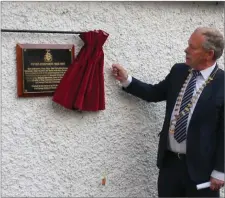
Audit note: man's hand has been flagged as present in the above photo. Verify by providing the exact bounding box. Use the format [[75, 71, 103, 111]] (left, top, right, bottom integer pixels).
[[210, 177, 224, 191], [112, 64, 128, 83]]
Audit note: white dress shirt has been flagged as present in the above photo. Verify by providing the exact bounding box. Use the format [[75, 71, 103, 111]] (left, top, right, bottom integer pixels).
[[167, 63, 216, 154], [121, 63, 224, 181]]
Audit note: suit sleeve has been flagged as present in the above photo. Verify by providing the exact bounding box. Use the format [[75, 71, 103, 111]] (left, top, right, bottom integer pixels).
[[122, 67, 173, 102], [214, 102, 224, 172]]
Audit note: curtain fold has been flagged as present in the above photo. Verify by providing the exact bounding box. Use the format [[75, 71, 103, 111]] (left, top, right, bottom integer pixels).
[[52, 30, 109, 111]]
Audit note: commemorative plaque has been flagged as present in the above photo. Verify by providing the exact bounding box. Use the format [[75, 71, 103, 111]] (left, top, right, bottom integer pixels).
[[16, 44, 75, 97]]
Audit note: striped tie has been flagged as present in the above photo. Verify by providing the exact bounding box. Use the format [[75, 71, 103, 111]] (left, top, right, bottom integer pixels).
[[174, 70, 200, 143]]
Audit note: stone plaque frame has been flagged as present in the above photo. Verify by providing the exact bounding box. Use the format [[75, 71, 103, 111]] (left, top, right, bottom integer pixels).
[[16, 44, 75, 97]]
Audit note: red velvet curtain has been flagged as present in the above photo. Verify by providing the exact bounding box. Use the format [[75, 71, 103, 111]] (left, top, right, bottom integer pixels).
[[52, 30, 109, 111]]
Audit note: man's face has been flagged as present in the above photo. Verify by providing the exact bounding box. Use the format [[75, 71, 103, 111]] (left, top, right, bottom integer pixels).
[[184, 31, 213, 69]]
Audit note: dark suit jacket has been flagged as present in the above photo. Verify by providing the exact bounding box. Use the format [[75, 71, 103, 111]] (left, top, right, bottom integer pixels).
[[123, 63, 224, 183]]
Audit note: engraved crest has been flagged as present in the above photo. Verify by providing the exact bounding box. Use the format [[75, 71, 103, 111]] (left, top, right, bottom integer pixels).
[[44, 49, 53, 62]]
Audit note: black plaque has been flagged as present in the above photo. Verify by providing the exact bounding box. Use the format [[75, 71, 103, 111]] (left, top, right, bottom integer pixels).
[[16, 44, 75, 97]]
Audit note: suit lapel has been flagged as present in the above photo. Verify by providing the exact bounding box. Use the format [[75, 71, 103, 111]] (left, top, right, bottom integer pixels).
[[189, 66, 220, 125], [168, 66, 190, 117]]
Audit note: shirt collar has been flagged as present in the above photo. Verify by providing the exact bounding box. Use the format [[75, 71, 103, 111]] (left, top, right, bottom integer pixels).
[[199, 62, 217, 80]]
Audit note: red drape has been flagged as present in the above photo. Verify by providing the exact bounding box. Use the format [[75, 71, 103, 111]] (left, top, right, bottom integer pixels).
[[52, 30, 109, 111]]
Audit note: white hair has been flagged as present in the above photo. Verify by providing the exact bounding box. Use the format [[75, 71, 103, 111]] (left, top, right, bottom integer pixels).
[[195, 27, 224, 60]]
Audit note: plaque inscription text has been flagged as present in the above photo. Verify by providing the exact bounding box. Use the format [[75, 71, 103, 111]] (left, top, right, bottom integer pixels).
[[17, 44, 75, 97]]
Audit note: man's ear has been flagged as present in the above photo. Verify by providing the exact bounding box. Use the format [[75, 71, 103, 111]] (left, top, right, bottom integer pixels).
[[207, 50, 215, 60]]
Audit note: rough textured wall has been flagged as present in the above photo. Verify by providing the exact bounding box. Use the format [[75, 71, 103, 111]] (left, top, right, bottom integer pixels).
[[1, 1, 224, 197]]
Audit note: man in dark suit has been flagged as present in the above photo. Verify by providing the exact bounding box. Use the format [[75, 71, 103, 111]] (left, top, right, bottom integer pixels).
[[112, 27, 224, 197]]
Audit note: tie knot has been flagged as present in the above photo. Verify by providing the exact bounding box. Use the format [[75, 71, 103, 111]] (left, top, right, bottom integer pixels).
[[192, 70, 200, 77]]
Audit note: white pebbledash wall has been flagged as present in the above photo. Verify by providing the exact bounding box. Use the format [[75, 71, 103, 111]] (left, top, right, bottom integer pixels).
[[1, 1, 224, 197]]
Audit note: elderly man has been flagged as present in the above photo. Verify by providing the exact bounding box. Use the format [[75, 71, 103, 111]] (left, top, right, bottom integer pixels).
[[112, 27, 224, 197]]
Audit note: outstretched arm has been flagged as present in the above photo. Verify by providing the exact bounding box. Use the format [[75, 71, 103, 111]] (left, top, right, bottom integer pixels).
[[122, 74, 171, 102], [112, 64, 172, 102]]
